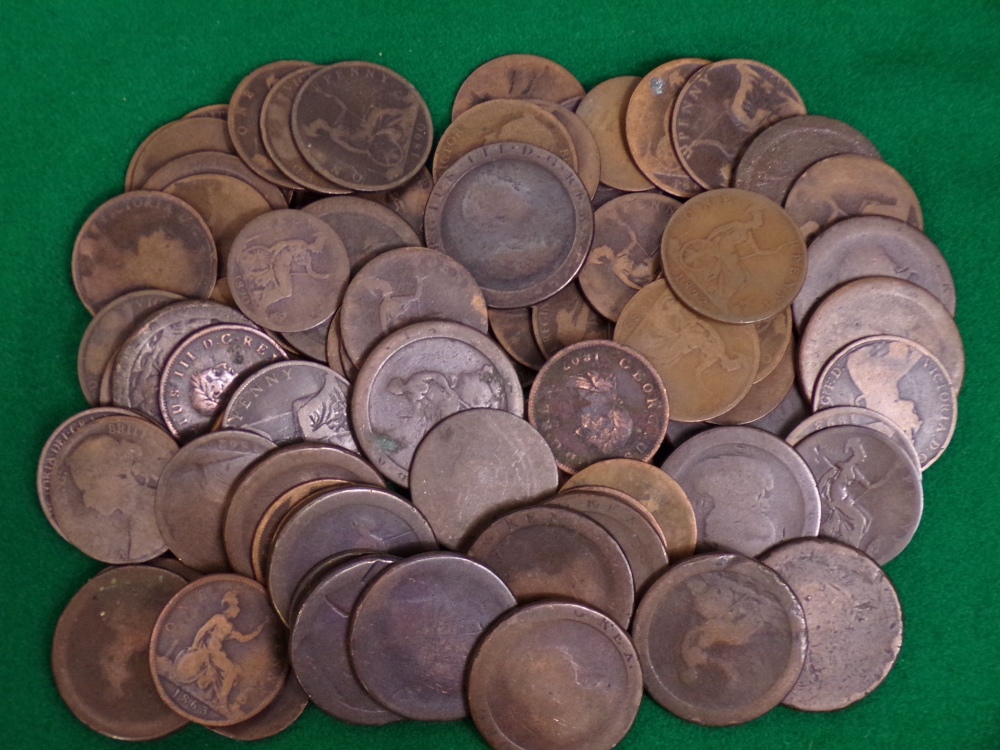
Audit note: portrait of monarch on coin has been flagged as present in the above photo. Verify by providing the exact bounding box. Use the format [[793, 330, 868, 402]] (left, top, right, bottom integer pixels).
[[190, 363, 238, 416], [689, 456, 777, 553], [844, 341, 924, 441], [571, 371, 634, 453], [238, 236, 330, 313]]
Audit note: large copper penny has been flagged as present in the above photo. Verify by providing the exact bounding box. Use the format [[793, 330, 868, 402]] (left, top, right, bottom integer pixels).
[[141, 151, 288, 210], [710, 340, 796, 425], [275, 315, 332, 362], [786, 405, 922, 471], [530, 98, 601, 197], [467, 601, 642, 750], [753, 307, 793, 382], [52, 566, 189, 740], [576, 76, 655, 192], [761, 538, 903, 711], [209, 675, 309, 740], [125, 117, 235, 191], [531, 281, 612, 359], [451, 54, 584, 120], [359, 166, 433, 237], [488, 306, 547, 370], [350, 552, 516, 721], [632, 553, 807, 725], [745, 379, 811, 438], [150, 574, 286, 726]]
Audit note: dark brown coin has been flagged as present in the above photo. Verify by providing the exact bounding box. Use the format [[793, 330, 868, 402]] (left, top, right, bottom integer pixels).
[[324, 308, 349, 377], [578, 193, 681, 321], [289, 554, 402, 724], [72, 191, 217, 313], [452, 54, 584, 120], [632, 553, 807, 725], [125, 117, 235, 191], [528, 340, 669, 473], [275, 314, 332, 362], [350, 552, 516, 721], [468, 601, 642, 750], [285, 548, 369, 626], [733, 115, 882, 204], [227, 208, 351, 332], [468, 505, 635, 628], [576, 76, 655, 192], [147, 554, 205, 582], [424, 141, 594, 308], [155, 430, 275, 572], [531, 281, 612, 359], [753, 307, 793, 382], [591, 183, 636, 209], [141, 150, 288, 209], [48, 414, 176, 563], [350, 320, 524, 486], [291, 61, 433, 191], [530, 98, 601, 197], [209, 674, 309, 740], [150, 574, 286, 726], [745, 378, 811, 438], [673, 59, 807, 189], [409, 408, 560, 550], [761, 538, 903, 712], [488, 306, 547, 370], [52, 565, 189, 740], [786, 405, 922, 471], [661, 425, 821, 557], [710, 340, 796, 425], [359, 165, 433, 237], [185, 104, 229, 120]]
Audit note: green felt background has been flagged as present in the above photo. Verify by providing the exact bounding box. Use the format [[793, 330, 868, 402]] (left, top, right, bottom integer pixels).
[[2, 0, 998, 747]]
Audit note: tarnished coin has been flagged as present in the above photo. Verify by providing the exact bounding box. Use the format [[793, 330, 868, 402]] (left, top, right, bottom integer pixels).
[[185, 104, 229, 120], [155, 430, 275, 572], [359, 166, 433, 237], [425, 141, 594, 308], [286, 548, 369, 627], [291, 61, 433, 191], [488, 306, 547, 370], [150, 574, 286, 726], [784, 154, 923, 242], [528, 340, 668, 473], [468, 601, 642, 750], [733, 115, 881, 204], [632, 553, 807, 725], [468, 505, 635, 628], [753, 307, 793, 382], [673, 59, 806, 190], [661, 425, 821, 557], [761, 538, 903, 712], [72, 191, 217, 313], [531, 282, 612, 359], [275, 315, 332, 362], [786, 406, 922, 471], [745, 379, 811, 438], [141, 151, 288, 210], [227, 209, 350, 332], [210, 675, 309, 741], [48, 414, 176, 563], [350, 552, 516, 721], [813, 336, 958, 469], [350, 320, 524, 486], [576, 76, 655, 192], [409, 408, 559, 550], [324, 309, 349, 377], [661, 188, 807, 323], [793, 425, 923, 564], [126, 117, 235, 191], [710, 340, 796, 425], [52, 566, 189, 740], [529, 98, 601, 197], [451, 54, 584, 120]]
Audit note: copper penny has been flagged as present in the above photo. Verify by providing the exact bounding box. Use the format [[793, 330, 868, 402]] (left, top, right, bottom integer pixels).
[[451, 54, 584, 120], [125, 117, 235, 191], [752, 307, 793, 382], [72, 191, 217, 313], [488, 306, 547, 370], [531, 281, 612, 359], [578, 192, 681, 321], [661, 425, 821, 556], [359, 165, 433, 238], [710, 340, 796, 425], [227, 208, 350, 332], [530, 98, 601, 197], [150, 574, 286, 726], [185, 104, 228, 120], [409, 408, 560, 550], [745, 379, 811, 438], [632, 553, 807, 725], [275, 315, 332, 362], [324, 308, 349, 377], [52, 565, 189, 740], [291, 61, 433, 191], [141, 151, 287, 209], [147, 554, 205, 582], [786, 405, 922, 471], [625, 58, 709, 197], [591, 183, 637, 209], [673, 59, 806, 190], [209, 674, 309, 740], [424, 141, 594, 308], [302, 194, 421, 271], [285, 548, 370, 627], [661, 188, 807, 324], [761, 538, 903, 712], [467, 601, 642, 750], [576, 76, 655, 192], [784, 154, 923, 243]]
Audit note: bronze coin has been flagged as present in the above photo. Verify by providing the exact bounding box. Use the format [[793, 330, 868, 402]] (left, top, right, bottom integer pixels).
[[185, 104, 229, 120], [793, 424, 923, 564], [275, 314, 333, 362], [753, 307, 793, 382], [530, 98, 601, 197], [285, 548, 370, 627], [761, 538, 903, 712], [531, 281, 612, 359], [467, 601, 642, 750], [150, 574, 286, 726], [324, 308, 349, 377], [359, 165, 434, 238], [146, 554, 206, 582], [154, 429, 275, 573], [52, 565, 189, 740], [591, 183, 637, 209], [813, 335, 958, 469], [528, 340, 669, 473], [289, 553, 402, 724], [350, 320, 524, 486], [468, 505, 634, 628], [745, 378, 811, 438], [227, 208, 351, 332], [488, 306, 547, 370], [578, 192, 682, 321], [632, 552, 807, 725], [72, 191, 217, 314], [625, 58, 709, 197], [661, 188, 807, 324], [786, 405, 922, 471], [672, 59, 806, 189], [576, 76, 655, 192], [784, 154, 923, 243], [409, 408, 560, 550], [291, 61, 433, 191], [48, 414, 176, 563], [209, 674, 309, 740], [424, 141, 594, 308], [451, 54, 584, 120], [710, 340, 796, 425], [733, 114, 881, 205], [125, 117, 235, 191], [141, 150, 288, 210], [661, 425, 821, 557], [350, 552, 516, 721]]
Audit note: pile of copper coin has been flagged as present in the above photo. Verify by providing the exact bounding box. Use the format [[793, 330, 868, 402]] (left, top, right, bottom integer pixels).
[[43, 53, 960, 745]]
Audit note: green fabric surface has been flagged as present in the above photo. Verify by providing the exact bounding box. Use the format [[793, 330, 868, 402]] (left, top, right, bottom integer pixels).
[[2, 0, 998, 747]]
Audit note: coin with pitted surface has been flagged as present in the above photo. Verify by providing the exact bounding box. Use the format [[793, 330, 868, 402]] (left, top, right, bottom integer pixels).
[[531, 282, 612, 359], [451, 54, 584, 120], [632, 553, 807, 725], [786, 405, 921, 471], [467, 601, 643, 750], [125, 117, 235, 192]]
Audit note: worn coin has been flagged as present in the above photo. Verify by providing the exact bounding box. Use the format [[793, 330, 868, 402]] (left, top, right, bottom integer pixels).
[[185, 103, 229, 120], [451, 53, 584, 120], [576, 76, 655, 191], [209, 674, 309, 741], [488, 306, 547, 370], [786, 405, 921, 471], [275, 315, 332, 362], [359, 165, 433, 237], [125, 117, 235, 191], [530, 98, 601, 197], [745, 378, 811, 438], [710, 340, 796, 425], [141, 150, 287, 210], [531, 282, 612, 359], [753, 307, 793, 382]]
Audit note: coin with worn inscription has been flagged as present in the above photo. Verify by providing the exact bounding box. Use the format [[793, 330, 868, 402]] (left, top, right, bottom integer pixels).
[[451, 54, 584, 120], [530, 98, 601, 197], [359, 166, 433, 237], [710, 341, 795, 425], [786, 406, 921, 471], [531, 282, 612, 359], [142, 151, 287, 210], [488, 306, 547, 370], [576, 76, 655, 192], [210, 675, 309, 741], [126, 117, 235, 191]]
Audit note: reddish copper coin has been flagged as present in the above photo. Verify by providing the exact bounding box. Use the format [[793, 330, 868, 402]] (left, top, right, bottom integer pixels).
[[753, 307, 793, 382], [710, 340, 796, 425], [185, 104, 228, 120], [141, 151, 288, 210], [531, 281, 612, 359], [576, 76, 655, 192], [451, 54, 584, 120], [488, 306, 547, 370], [209, 674, 309, 740], [530, 98, 601, 197], [126, 117, 235, 191]]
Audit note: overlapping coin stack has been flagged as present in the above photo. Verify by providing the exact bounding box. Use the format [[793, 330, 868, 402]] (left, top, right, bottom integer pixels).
[[43, 53, 960, 745]]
